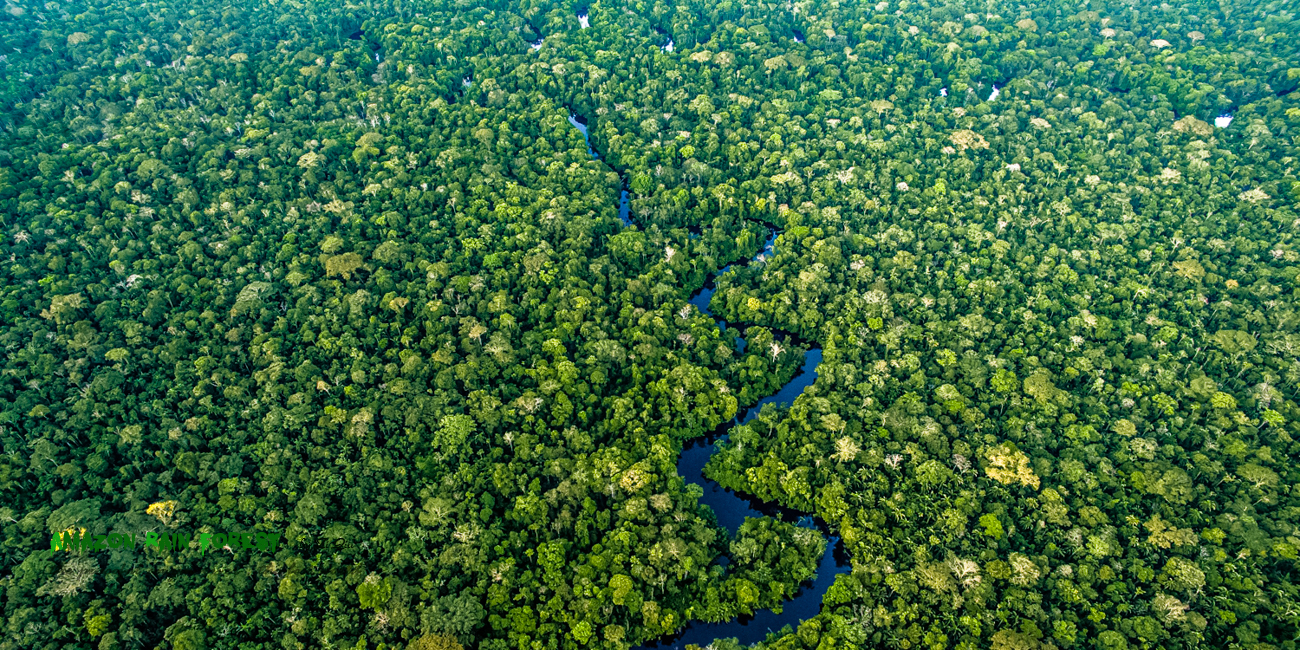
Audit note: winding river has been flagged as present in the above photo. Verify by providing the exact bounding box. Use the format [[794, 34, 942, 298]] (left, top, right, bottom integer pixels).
[[567, 112, 851, 648]]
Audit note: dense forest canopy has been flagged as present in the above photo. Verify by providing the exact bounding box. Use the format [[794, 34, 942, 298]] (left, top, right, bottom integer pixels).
[[1, 0, 1299, 649]]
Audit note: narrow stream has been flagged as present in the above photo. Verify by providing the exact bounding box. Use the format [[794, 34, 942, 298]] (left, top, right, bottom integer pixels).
[[568, 112, 850, 649], [568, 114, 599, 160]]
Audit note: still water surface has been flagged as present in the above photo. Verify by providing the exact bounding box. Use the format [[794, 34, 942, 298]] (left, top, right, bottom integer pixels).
[[568, 112, 851, 649]]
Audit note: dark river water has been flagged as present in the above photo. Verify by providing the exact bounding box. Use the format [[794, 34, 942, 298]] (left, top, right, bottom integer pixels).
[[568, 112, 850, 649]]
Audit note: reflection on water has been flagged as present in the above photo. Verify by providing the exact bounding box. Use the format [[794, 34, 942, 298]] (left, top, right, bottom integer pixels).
[[639, 536, 847, 650], [689, 231, 776, 334], [677, 350, 821, 534], [618, 189, 631, 226]]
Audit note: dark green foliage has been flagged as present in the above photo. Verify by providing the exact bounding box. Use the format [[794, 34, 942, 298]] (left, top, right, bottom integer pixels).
[[1, 0, 1299, 649]]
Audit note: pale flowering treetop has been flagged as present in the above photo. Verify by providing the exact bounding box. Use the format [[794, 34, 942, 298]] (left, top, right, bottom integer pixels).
[[984, 443, 1040, 489], [1239, 188, 1269, 204], [833, 437, 861, 463], [950, 129, 990, 151], [952, 454, 971, 473], [1172, 115, 1213, 136], [1150, 39, 1171, 48]]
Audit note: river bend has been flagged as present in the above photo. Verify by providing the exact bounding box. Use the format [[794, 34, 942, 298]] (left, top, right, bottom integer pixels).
[[567, 112, 851, 649]]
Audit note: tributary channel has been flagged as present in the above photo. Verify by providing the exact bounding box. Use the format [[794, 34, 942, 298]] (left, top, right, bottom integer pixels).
[[567, 112, 851, 649]]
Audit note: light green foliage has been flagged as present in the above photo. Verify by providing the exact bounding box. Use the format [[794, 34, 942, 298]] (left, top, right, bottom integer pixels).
[[979, 514, 1004, 539], [356, 574, 393, 610], [2, 0, 1299, 649], [1160, 557, 1207, 593], [432, 414, 475, 457]]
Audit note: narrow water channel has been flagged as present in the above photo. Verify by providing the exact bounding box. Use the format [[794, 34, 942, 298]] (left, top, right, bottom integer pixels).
[[568, 112, 850, 649]]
